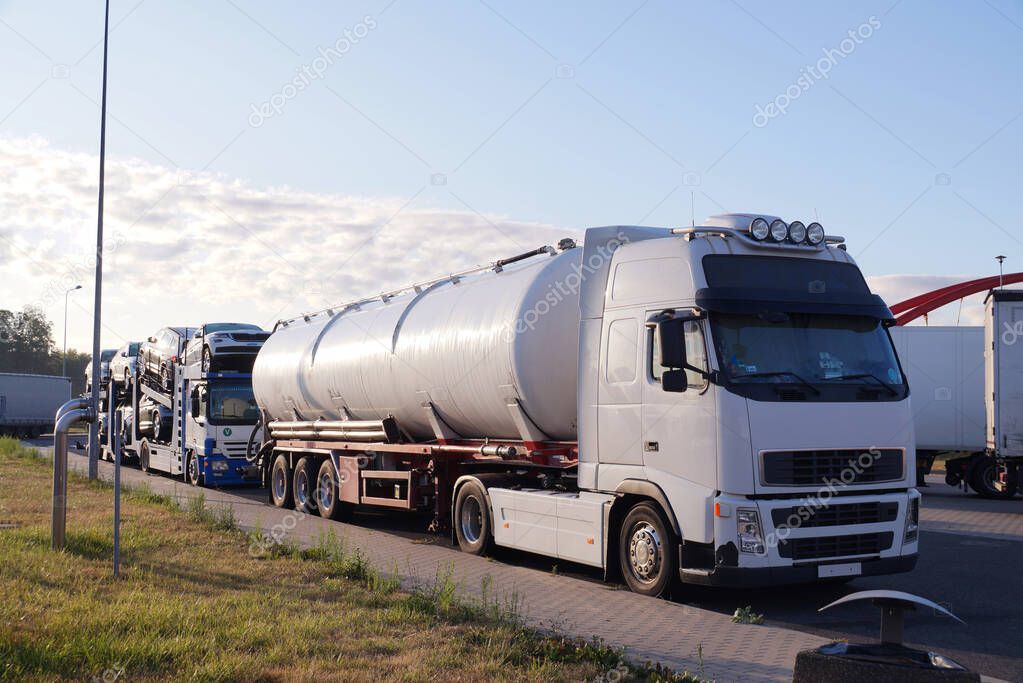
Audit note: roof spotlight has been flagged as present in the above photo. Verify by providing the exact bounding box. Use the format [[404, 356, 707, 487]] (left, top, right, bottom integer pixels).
[[806, 222, 825, 245], [749, 217, 770, 241], [788, 221, 807, 243], [769, 219, 788, 242]]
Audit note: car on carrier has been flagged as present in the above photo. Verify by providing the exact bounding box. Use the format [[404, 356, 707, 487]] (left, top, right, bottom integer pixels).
[[84, 348, 117, 392], [139, 326, 196, 389], [184, 323, 269, 372], [108, 341, 141, 384]]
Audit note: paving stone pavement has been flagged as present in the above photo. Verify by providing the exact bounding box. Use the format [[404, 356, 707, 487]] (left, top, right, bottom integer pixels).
[[59, 449, 830, 683], [920, 474, 1023, 541]]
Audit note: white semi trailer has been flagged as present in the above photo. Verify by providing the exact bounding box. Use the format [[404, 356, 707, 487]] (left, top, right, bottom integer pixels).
[[888, 290, 1023, 498], [251, 214, 920, 595], [0, 372, 71, 438]]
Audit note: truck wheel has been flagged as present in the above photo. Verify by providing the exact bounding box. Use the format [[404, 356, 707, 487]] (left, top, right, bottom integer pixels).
[[293, 457, 319, 515], [454, 481, 492, 555], [970, 456, 1017, 499], [186, 450, 203, 487], [316, 459, 350, 521], [619, 502, 677, 597], [270, 454, 293, 508], [139, 442, 151, 473]]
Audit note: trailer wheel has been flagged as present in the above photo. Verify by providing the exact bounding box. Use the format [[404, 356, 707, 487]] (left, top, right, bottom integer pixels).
[[293, 457, 319, 515], [316, 459, 350, 521], [454, 481, 492, 555], [619, 502, 677, 597], [185, 450, 203, 487], [970, 456, 1017, 499], [270, 454, 293, 508]]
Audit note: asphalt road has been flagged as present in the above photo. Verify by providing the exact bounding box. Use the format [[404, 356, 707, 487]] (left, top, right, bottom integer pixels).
[[34, 438, 1023, 681]]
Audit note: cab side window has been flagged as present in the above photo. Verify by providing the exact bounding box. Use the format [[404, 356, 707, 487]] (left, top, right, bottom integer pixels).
[[651, 320, 709, 389]]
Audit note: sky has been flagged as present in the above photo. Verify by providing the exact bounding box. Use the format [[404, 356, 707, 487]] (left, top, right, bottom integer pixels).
[[1, 0, 1021, 352]]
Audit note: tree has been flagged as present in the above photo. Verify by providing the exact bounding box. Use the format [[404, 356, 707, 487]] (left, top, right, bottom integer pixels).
[[0, 307, 89, 394]]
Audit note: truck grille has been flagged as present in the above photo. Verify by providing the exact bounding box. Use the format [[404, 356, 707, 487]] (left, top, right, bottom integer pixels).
[[221, 441, 250, 457], [771, 502, 898, 529], [229, 333, 269, 342], [778, 532, 894, 561], [761, 449, 903, 486]]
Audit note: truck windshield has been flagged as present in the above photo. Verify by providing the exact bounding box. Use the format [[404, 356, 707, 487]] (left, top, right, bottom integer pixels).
[[208, 382, 259, 425], [710, 313, 905, 393]]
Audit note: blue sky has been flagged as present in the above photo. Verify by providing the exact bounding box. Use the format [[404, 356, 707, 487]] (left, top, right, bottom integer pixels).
[[1, 0, 1021, 349]]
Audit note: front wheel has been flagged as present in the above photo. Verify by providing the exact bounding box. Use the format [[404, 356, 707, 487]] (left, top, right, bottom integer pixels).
[[454, 481, 492, 555], [139, 441, 151, 473], [619, 502, 677, 597], [185, 450, 203, 487]]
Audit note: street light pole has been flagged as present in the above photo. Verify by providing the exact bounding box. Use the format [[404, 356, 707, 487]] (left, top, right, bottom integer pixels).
[[62, 285, 82, 378], [88, 0, 111, 481]]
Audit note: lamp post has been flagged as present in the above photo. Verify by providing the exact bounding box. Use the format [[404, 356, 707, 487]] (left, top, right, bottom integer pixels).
[[62, 285, 82, 377], [996, 255, 1007, 289]]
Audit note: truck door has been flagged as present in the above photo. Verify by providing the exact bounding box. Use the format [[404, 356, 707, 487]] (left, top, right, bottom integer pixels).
[[641, 316, 717, 490], [597, 316, 643, 465]]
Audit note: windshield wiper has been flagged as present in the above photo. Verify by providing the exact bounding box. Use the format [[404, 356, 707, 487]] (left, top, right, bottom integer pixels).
[[733, 371, 821, 395], [822, 373, 898, 396]]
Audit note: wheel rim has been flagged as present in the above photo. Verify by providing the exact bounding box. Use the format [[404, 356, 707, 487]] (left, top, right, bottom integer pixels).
[[460, 495, 483, 543], [318, 470, 334, 510], [203, 349, 210, 372], [272, 464, 287, 501], [296, 470, 311, 508], [628, 521, 663, 584], [188, 454, 199, 484]]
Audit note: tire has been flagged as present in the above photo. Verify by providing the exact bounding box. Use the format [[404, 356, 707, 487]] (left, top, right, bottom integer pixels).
[[619, 502, 677, 597], [270, 454, 293, 508], [454, 480, 492, 555], [186, 450, 203, 487], [316, 458, 350, 521], [202, 346, 212, 373], [293, 457, 319, 515], [139, 441, 151, 473], [970, 456, 1017, 499]]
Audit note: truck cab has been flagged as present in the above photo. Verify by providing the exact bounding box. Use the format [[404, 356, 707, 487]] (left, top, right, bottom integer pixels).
[[575, 215, 918, 591], [184, 369, 261, 485]]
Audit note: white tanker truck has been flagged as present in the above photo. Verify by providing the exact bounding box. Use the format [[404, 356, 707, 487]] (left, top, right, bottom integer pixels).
[[250, 214, 920, 596]]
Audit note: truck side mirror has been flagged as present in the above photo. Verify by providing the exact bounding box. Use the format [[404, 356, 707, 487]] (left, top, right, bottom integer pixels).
[[662, 369, 688, 393], [190, 388, 201, 419], [148, 336, 157, 343], [658, 318, 687, 368]]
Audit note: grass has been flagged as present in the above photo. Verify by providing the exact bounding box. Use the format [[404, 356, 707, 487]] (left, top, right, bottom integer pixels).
[[730, 606, 765, 625], [0, 438, 708, 682]]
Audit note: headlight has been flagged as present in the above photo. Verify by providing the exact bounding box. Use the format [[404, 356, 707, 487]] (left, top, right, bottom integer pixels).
[[769, 219, 788, 242], [788, 221, 807, 243], [904, 497, 919, 542], [737, 508, 766, 554], [212, 460, 229, 472], [806, 222, 825, 245], [749, 217, 770, 241]]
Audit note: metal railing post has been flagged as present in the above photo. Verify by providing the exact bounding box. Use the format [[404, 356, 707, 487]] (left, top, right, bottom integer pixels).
[[52, 403, 95, 550]]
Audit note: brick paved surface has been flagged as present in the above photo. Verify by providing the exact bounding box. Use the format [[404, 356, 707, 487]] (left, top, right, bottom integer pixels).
[[921, 474, 1023, 540]]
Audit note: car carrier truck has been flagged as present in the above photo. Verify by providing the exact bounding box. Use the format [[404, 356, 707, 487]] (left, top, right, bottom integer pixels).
[[250, 214, 920, 596], [889, 289, 1023, 498], [0, 372, 71, 438], [104, 359, 262, 487]]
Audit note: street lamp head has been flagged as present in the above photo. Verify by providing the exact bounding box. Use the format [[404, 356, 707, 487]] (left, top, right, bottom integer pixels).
[[73, 284, 82, 290]]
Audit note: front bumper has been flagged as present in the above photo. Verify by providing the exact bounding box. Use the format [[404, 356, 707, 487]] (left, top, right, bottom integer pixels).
[[202, 456, 260, 485], [681, 553, 918, 587]]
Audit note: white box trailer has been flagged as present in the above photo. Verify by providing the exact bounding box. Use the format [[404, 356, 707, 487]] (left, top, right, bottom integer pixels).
[[888, 326, 985, 452], [986, 290, 1023, 458], [0, 372, 72, 438]]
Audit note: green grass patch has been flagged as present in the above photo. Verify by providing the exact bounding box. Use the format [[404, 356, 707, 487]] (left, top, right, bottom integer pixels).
[[0, 441, 708, 681]]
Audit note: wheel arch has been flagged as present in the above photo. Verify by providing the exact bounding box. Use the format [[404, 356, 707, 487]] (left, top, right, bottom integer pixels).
[[604, 480, 682, 581]]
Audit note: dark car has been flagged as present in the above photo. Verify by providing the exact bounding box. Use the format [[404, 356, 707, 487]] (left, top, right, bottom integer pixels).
[[139, 326, 196, 389], [184, 322, 270, 372]]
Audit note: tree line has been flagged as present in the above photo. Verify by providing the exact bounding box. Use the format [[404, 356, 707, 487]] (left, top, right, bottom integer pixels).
[[0, 307, 92, 395]]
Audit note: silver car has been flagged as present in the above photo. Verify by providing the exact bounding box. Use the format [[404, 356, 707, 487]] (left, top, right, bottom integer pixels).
[[108, 341, 141, 384]]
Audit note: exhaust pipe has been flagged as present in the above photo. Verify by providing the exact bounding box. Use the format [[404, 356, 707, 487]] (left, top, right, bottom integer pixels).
[[52, 399, 96, 550]]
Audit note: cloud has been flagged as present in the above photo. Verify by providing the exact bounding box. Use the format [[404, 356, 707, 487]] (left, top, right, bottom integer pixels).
[[0, 136, 578, 349]]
